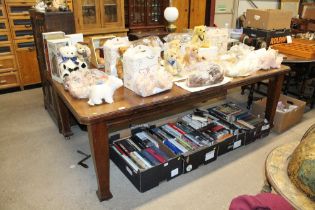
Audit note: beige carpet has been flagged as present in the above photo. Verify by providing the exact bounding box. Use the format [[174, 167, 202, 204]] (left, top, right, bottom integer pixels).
[[0, 88, 314, 210]]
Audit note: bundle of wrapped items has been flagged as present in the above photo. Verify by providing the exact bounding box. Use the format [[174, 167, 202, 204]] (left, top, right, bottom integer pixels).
[[129, 36, 164, 55], [163, 33, 192, 77], [64, 69, 123, 105], [123, 45, 172, 97], [162, 26, 229, 78], [220, 44, 283, 77], [277, 101, 298, 113], [185, 62, 224, 87], [104, 37, 130, 77], [64, 69, 108, 99]]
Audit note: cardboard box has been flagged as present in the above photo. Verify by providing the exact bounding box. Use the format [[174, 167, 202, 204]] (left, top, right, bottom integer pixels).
[[42, 31, 65, 78], [246, 9, 292, 30], [251, 95, 306, 133], [46, 38, 71, 83], [110, 137, 183, 193]]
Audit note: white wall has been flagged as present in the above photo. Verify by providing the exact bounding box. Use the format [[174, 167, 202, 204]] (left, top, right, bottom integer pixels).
[[238, 0, 279, 16], [214, 0, 280, 28]]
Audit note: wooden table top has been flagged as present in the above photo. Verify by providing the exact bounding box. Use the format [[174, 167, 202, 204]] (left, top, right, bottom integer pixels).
[[53, 66, 289, 125], [282, 54, 315, 63]]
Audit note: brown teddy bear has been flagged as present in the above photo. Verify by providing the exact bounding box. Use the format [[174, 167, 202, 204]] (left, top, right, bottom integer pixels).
[[164, 49, 183, 76], [183, 45, 202, 66], [75, 42, 91, 65]]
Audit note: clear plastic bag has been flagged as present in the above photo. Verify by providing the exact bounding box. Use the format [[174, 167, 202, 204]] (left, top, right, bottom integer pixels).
[[186, 62, 224, 87], [103, 37, 130, 76], [64, 69, 108, 99]]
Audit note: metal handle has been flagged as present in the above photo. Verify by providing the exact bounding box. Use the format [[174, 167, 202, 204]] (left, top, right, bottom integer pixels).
[[25, 24, 32, 28], [0, 79, 7, 84]]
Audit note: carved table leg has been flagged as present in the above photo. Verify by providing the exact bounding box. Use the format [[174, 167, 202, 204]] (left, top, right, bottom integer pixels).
[[265, 74, 285, 127], [55, 93, 73, 138], [88, 122, 113, 201]]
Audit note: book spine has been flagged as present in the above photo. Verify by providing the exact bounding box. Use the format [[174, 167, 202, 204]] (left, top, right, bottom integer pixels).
[[164, 139, 183, 155], [112, 145, 140, 172], [146, 148, 166, 163], [168, 138, 188, 153], [132, 151, 152, 169], [139, 150, 160, 166], [150, 146, 170, 160], [129, 152, 147, 169]]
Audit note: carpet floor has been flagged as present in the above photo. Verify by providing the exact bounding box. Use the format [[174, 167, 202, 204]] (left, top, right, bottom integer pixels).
[[0, 88, 314, 210]]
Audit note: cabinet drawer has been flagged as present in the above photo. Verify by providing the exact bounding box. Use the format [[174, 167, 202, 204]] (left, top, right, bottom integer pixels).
[[14, 38, 35, 50], [12, 28, 33, 39], [0, 72, 19, 89], [0, 43, 14, 55], [6, 3, 33, 16], [0, 31, 11, 43], [0, 55, 16, 72], [0, 6, 6, 19], [5, 0, 36, 2], [9, 16, 32, 30], [0, 19, 9, 31]]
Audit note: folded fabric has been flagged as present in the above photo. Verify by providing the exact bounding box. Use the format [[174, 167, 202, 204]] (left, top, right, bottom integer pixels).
[[229, 193, 294, 210]]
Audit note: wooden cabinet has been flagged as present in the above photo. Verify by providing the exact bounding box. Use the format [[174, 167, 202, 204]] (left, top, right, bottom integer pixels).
[[173, 0, 215, 32], [0, 0, 20, 90], [14, 38, 40, 85], [73, 0, 127, 35], [30, 9, 75, 129], [125, 0, 168, 33], [3, 0, 41, 87]]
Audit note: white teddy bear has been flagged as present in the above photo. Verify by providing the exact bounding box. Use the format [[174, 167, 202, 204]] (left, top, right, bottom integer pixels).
[[88, 76, 123, 105]]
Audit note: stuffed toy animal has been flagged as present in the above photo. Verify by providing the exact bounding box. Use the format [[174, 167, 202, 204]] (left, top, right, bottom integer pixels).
[[183, 45, 202, 66], [164, 49, 183, 76], [59, 45, 88, 81], [166, 39, 181, 51], [34, 1, 47, 12], [75, 42, 91, 65], [58, 45, 80, 80], [64, 69, 109, 99], [191, 25, 210, 48], [116, 46, 129, 80], [88, 76, 123, 105]]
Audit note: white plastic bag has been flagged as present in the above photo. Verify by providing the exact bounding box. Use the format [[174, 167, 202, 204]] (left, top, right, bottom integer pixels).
[[104, 37, 130, 76]]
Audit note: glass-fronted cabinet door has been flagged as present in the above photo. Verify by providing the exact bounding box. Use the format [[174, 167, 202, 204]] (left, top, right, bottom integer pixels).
[[101, 0, 124, 28], [128, 0, 146, 27], [75, 0, 101, 30], [146, 0, 167, 26]]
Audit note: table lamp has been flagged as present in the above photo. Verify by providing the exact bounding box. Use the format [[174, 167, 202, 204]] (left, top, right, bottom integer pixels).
[[164, 0, 179, 32]]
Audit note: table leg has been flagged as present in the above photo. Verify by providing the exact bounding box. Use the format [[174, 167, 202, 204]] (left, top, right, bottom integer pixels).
[[265, 74, 284, 127], [55, 92, 73, 138], [88, 122, 113, 201]]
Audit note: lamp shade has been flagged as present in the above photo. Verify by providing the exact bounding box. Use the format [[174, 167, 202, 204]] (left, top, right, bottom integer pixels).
[[164, 7, 179, 22]]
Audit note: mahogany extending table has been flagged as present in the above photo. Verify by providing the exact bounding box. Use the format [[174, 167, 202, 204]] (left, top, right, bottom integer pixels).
[[53, 65, 289, 201]]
